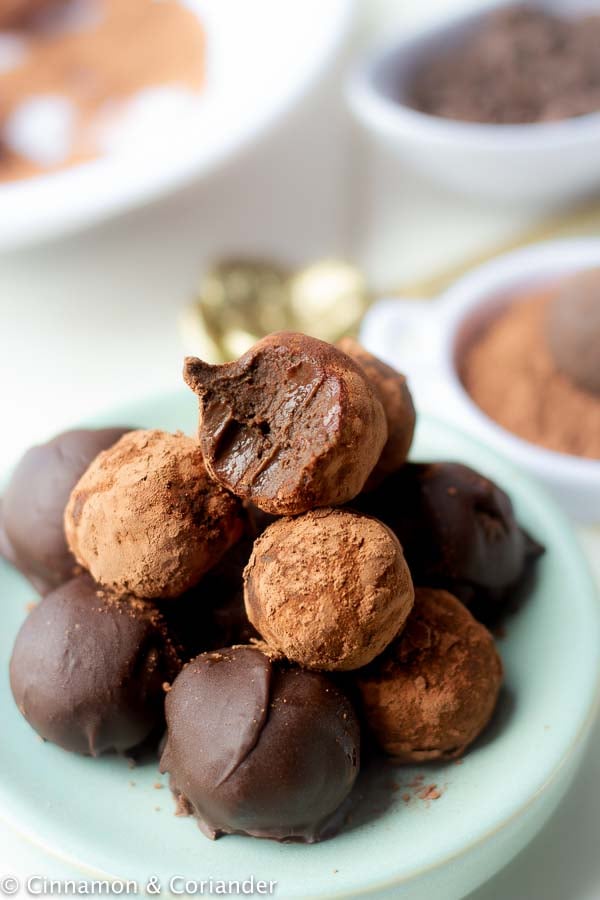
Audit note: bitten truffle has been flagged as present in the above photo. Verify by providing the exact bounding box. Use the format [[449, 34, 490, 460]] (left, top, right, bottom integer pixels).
[[0, 427, 129, 595], [183, 332, 387, 515], [546, 269, 600, 395], [337, 337, 416, 486], [160, 646, 360, 842], [10, 574, 179, 756], [356, 588, 503, 762], [244, 508, 414, 671], [64, 429, 245, 599], [354, 462, 543, 623]]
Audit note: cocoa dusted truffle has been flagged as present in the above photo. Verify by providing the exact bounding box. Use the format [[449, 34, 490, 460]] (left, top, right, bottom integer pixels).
[[64, 429, 245, 600], [160, 646, 360, 842], [10, 574, 179, 756], [183, 332, 387, 515], [356, 588, 503, 762], [337, 337, 416, 486], [244, 508, 414, 671], [0, 427, 129, 595], [354, 462, 543, 623], [546, 269, 600, 395]]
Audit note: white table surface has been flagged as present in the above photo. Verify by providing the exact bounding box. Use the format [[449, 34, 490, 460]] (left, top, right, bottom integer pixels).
[[1, 1, 599, 897]]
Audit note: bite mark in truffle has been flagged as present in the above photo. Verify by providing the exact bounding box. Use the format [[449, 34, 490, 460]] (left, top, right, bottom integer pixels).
[[183, 332, 387, 515]]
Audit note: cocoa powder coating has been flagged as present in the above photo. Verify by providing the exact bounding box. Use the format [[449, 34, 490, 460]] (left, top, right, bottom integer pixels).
[[184, 332, 388, 516], [64, 429, 245, 599], [244, 507, 414, 671], [356, 588, 503, 762], [337, 337, 416, 487]]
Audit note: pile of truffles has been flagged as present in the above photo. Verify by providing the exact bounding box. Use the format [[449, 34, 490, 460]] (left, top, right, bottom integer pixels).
[[2, 331, 543, 844]]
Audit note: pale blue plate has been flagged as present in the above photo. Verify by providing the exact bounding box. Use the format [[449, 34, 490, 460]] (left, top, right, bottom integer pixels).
[[1, 393, 599, 900]]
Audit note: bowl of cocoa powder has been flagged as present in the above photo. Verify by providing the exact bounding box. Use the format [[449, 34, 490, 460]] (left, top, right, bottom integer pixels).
[[349, 1, 600, 205], [0, 0, 353, 248], [360, 239, 600, 522]]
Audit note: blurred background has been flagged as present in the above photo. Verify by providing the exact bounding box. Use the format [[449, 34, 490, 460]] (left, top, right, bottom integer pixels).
[[5, 0, 600, 463], [1, 0, 600, 896]]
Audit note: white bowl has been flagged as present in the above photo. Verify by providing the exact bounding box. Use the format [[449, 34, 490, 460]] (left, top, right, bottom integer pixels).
[[0, 0, 353, 250], [360, 238, 600, 523], [347, 0, 600, 206]]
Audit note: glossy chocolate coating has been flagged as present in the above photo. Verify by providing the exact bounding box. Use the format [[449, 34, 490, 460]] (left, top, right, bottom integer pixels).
[[159, 536, 259, 662], [0, 427, 129, 594], [354, 462, 543, 623], [10, 575, 178, 756], [160, 646, 360, 842]]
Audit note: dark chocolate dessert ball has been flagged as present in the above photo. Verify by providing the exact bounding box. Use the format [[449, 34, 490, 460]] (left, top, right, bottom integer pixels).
[[0, 427, 129, 594], [160, 646, 360, 842], [354, 462, 543, 623], [10, 575, 179, 756], [546, 269, 600, 395], [159, 536, 259, 662], [183, 332, 387, 515]]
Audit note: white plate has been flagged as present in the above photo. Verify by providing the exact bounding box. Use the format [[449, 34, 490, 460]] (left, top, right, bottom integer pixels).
[[0, 0, 353, 249]]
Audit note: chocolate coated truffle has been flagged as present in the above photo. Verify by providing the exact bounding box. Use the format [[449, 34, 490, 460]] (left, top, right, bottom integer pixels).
[[160, 646, 360, 842], [356, 588, 503, 762], [0, 427, 129, 595], [547, 270, 600, 395], [244, 508, 414, 671], [10, 575, 179, 756], [160, 535, 259, 662], [354, 462, 543, 623], [183, 332, 387, 515], [65, 429, 245, 599], [337, 337, 416, 486]]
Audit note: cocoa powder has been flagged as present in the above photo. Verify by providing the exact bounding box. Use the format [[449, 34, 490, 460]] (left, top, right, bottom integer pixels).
[[462, 291, 600, 460], [0, 0, 204, 181]]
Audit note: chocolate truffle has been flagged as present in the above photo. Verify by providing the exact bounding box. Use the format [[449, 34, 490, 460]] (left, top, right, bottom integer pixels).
[[160, 536, 259, 661], [244, 508, 414, 671], [337, 337, 416, 486], [356, 588, 503, 762], [10, 574, 179, 756], [64, 429, 245, 600], [547, 270, 600, 395], [1, 427, 129, 595], [160, 646, 360, 842], [183, 331, 387, 515], [354, 462, 543, 623]]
